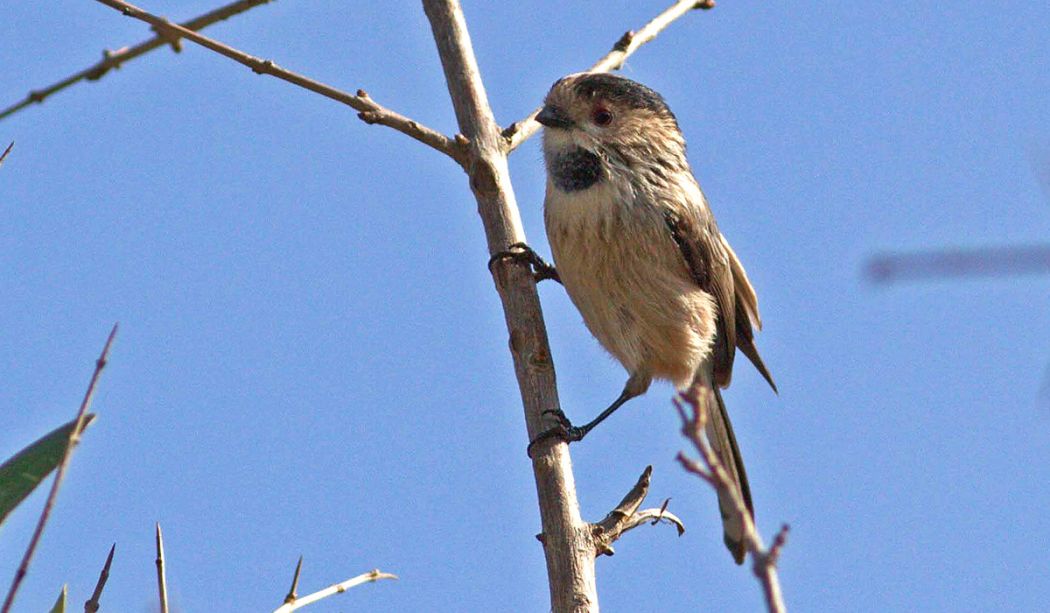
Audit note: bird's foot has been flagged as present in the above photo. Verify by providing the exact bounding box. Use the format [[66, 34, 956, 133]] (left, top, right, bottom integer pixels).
[[527, 409, 588, 457], [488, 242, 561, 284]]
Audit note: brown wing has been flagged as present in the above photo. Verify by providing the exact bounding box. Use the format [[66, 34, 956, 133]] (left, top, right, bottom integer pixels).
[[664, 210, 777, 392], [663, 209, 737, 388]]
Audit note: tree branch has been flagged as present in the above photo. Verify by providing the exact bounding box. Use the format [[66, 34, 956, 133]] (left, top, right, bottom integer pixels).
[[502, 0, 715, 152], [0, 0, 274, 122], [674, 387, 788, 613], [155, 523, 169, 613], [1, 324, 118, 613], [83, 543, 116, 613], [420, 1, 600, 610], [272, 566, 397, 613], [591, 466, 685, 557], [86, 0, 466, 163]]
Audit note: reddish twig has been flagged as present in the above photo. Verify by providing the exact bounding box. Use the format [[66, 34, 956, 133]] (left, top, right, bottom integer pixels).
[[1, 324, 119, 613], [674, 386, 788, 613]]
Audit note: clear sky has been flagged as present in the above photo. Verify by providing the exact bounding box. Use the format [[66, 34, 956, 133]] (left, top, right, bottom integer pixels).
[[2, 2, 1049, 611]]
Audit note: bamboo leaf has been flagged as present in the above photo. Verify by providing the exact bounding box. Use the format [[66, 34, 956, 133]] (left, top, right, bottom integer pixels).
[[0, 415, 95, 526]]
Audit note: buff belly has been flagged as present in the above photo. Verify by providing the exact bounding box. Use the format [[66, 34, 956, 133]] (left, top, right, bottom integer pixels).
[[544, 180, 717, 388]]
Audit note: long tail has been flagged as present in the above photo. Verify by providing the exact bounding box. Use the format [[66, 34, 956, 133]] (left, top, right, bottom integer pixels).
[[706, 386, 754, 564]]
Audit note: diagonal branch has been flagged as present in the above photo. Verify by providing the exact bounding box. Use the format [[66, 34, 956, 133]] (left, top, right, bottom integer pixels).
[[88, 0, 466, 163], [0, 0, 274, 122], [272, 567, 398, 613], [1, 324, 119, 613], [502, 0, 715, 152], [674, 387, 788, 613]]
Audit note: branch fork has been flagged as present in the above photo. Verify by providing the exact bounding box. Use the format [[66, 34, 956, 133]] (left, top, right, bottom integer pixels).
[[590, 466, 685, 557]]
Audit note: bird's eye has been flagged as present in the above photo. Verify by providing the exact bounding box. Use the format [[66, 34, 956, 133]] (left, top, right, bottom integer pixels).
[[592, 108, 613, 126]]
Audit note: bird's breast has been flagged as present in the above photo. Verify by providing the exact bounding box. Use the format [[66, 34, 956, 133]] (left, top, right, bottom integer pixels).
[[543, 178, 716, 385]]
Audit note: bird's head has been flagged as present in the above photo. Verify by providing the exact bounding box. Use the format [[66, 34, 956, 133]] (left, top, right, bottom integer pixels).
[[537, 72, 683, 159]]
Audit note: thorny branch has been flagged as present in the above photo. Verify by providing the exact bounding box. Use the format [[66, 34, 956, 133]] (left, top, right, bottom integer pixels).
[[0, 325, 118, 613], [502, 0, 715, 152], [86, 0, 466, 162], [0, 0, 274, 121], [272, 566, 398, 613], [83, 543, 116, 613], [674, 387, 789, 613]]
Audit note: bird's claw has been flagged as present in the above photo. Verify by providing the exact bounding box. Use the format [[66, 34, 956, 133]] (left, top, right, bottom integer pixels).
[[527, 409, 586, 457], [488, 242, 561, 284]]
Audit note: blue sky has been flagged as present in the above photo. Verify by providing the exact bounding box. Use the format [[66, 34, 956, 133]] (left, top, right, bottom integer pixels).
[[2, 2, 1049, 611]]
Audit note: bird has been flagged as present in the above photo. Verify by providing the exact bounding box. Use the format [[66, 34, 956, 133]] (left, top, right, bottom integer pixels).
[[497, 72, 777, 564]]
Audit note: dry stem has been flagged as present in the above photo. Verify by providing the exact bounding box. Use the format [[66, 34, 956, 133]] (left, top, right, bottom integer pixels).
[[674, 387, 788, 613], [0, 324, 118, 613], [0, 0, 274, 121], [88, 0, 465, 162], [272, 568, 397, 613], [502, 0, 713, 151], [155, 523, 169, 613], [83, 543, 116, 613]]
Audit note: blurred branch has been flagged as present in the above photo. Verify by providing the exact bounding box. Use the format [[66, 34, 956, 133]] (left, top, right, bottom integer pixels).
[[84, 544, 115, 613], [674, 387, 788, 613], [502, 0, 715, 152], [0, 0, 274, 122], [272, 566, 397, 613], [1, 324, 119, 613], [155, 524, 168, 613], [0, 142, 12, 168], [866, 245, 1050, 283], [89, 0, 466, 162]]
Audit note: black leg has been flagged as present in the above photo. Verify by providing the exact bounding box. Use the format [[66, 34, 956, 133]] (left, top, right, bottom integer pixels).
[[488, 242, 561, 284], [527, 387, 639, 457]]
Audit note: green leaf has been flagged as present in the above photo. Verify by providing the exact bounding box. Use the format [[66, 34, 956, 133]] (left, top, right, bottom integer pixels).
[[49, 584, 67, 613], [0, 415, 95, 527]]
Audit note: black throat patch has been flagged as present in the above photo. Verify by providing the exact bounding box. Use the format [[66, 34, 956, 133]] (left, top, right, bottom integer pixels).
[[549, 147, 604, 192]]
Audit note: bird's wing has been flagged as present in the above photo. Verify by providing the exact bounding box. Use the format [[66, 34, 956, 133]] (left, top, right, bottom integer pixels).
[[664, 201, 777, 392], [663, 207, 737, 388]]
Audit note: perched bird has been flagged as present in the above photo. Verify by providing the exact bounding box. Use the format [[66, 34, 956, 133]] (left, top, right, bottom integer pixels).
[[508, 72, 776, 563]]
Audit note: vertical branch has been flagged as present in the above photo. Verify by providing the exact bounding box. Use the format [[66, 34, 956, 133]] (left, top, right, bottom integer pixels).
[[420, 1, 597, 610], [155, 523, 169, 613]]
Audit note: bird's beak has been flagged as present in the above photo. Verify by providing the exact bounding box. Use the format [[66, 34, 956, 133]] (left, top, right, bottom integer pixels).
[[536, 105, 574, 129]]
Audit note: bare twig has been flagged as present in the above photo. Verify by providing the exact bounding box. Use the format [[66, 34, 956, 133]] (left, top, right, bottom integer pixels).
[[283, 556, 303, 604], [0, 142, 12, 167], [0, 0, 273, 121], [592, 466, 685, 557], [866, 245, 1050, 283], [84, 544, 116, 613], [155, 523, 168, 613], [89, 0, 465, 162], [1, 324, 119, 613], [503, 0, 714, 151], [674, 387, 788, 613], [272, 569, 398, 613]]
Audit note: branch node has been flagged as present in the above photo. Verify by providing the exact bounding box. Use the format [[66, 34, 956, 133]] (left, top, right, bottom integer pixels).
[[150, 24, 183, 53], [29, 90, 44, 104], [357, 111, 379, 125], [356, 89, 370, 99], [695, 0, 716, 9], [613, 31, 634, 52], [454, 133, 470, 147]]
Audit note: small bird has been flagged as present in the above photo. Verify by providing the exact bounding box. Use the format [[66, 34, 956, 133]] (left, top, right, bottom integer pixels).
[[507, 73, 776, 563]]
